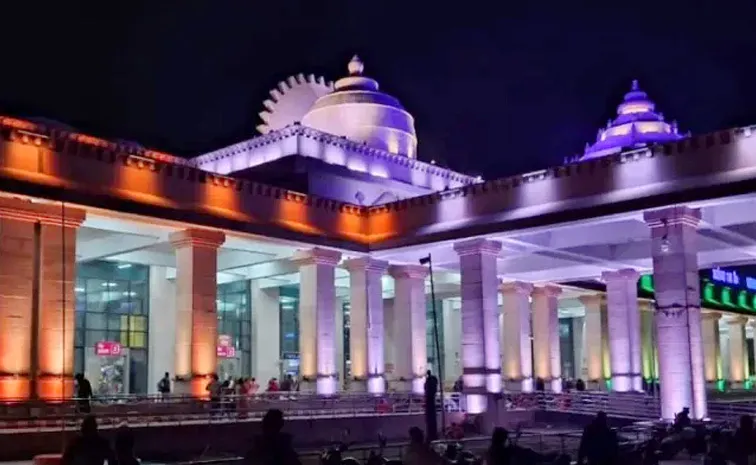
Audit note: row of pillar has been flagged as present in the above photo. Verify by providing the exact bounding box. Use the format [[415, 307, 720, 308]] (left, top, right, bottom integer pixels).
[[0, 197, 713, 421]]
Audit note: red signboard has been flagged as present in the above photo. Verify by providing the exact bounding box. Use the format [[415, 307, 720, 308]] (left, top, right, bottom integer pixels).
[[217, 345, 237, 358], [95, 341, 122, 356], [217, 334, 235, 358]]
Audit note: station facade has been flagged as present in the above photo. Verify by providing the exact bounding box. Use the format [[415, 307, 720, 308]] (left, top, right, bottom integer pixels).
[[2, 57, 756, 420]]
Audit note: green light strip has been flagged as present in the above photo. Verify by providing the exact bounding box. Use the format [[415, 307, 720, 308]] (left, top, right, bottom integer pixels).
[[638, 274, 756, 314]]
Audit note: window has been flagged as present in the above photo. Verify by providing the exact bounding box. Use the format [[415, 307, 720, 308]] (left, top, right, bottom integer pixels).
[[217, 280, 252, 377], [74, 260, 150, 394]]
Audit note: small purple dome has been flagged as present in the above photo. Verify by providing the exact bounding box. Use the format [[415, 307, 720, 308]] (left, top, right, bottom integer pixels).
[[581, 80, 685, 160]]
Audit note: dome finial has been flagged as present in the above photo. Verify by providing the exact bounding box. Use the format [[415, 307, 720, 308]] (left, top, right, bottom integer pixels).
[[631, 79, 640, 91], [348, 55, 364, 76]]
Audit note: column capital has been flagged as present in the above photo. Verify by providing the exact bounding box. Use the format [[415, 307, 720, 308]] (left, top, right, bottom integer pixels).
[[344, 256, 389, 274], [729, 315, 750, 326], [644, 206, 701, 229], [499, 281, 533, 295], [578, 293, 602, 309], [293, 247, 342, 266], [602, 268, 640, 283], [701, 312, 722, 321], [638, 299, 655, 312], [453, 238, 502, 257], [169, 228, 226, 250], [532, 284, 562, 298], [389, 264, 429, 280], [0, 196, 86, 227]]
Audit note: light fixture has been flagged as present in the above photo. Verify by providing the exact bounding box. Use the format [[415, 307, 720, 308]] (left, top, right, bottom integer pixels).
[[659, 219, 671, 254], [117, 263, 132, 269]]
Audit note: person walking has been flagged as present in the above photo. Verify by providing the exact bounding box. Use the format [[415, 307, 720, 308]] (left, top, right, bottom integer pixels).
[[75, 373, 93, 414]]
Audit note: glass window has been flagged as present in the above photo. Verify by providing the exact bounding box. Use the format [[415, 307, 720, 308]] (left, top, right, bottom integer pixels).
[[217, 280, 251, 377], [75, 260, 150, 394]]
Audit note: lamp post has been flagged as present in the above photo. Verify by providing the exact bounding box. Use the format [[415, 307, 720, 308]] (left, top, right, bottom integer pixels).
[[419, 254, 445, 438]]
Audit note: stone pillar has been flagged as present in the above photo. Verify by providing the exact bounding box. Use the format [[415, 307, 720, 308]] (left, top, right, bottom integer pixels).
[[728, 316, 748, 388], [295, 248, 342, 395], [644, 206, 706, 420], [169, 228, 226, 397], [579, 294, 604, 390], [532, 285, 562, 392], [0, 204, 37, 400], [148, 266, 176, 393], [701, 313, 721, 389], [388, 265, 429, 394], [36, 207, 86, 401], [454, 239, 502, 414], [345, 257, 389, 394], [250, 282, 280, 385], [500, 282, 534, 392], [602, 269, 642, 392]]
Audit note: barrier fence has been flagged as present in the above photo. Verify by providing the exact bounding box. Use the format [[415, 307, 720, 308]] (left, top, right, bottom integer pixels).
[[3, 390, 756, 432], [0, 392, 464, 431]]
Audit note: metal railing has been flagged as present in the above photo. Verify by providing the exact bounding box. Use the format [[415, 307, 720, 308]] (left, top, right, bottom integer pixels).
[[0, 392, 465, 431]]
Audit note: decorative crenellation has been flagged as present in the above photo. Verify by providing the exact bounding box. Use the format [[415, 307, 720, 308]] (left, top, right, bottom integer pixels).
[[2, 114, 756, 244], [366, 125, 753, 217], [0, 116, 371, 220]]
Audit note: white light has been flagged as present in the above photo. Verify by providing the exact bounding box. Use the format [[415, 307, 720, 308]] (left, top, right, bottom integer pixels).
[[660, 237, 671, 254], [101, 282, 117, 288], [75, 287, 85, 293], [117, 263, 132, 269]]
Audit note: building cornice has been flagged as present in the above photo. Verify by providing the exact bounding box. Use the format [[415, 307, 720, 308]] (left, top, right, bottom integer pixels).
[[1, 116, 755, 253]]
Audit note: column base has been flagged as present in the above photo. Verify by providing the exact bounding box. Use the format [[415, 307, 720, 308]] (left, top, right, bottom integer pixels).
[[706, 381, 720, 391], [347, 379, 367, 392], [549, 378, 562, 393], [172, 377, 193, 396], [505, 378, 533, 392], [316, 375, 338, 396], [367, 375, 386, 395], [730, 381, 746, 390], [0, 375, 31, 401], [37, 375, 73, 402], [586, 380, 603, 391]]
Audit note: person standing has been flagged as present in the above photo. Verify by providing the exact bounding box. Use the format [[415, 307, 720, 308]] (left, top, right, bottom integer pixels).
[[424, 370, 439, 441], [157, 372, 171, 401], [75, 373, 93, 414]]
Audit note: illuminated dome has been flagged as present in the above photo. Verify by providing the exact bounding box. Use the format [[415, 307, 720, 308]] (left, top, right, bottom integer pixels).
[[581, 80, 685, 160], [301, 56, 417, 158]]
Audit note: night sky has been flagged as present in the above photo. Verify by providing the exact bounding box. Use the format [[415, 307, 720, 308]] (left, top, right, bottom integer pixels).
[[2, 0, 756, 178]]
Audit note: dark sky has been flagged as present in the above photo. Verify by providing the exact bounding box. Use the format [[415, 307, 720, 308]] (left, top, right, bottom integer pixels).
[[2, 0, 756, 178]]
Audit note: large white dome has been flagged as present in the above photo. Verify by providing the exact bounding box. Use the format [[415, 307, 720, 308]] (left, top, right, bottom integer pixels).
[[301, 56, 417, 158]]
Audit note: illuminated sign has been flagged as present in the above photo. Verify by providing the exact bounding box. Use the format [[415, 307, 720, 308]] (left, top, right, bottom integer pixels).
[[711, 267, 756, 291], [639, 273, 756, 314], [95, 341, 122, 356]]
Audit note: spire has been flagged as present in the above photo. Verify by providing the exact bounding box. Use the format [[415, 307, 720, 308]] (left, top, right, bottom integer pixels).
[[348, 55, 364, 76], [631, 79, 640, 91]]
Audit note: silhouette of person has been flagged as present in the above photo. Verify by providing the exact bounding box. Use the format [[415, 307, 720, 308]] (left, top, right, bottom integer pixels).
[[244, 409, 301, 465], [424, 370, 439, 441], [62, 415, 114, 465]]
